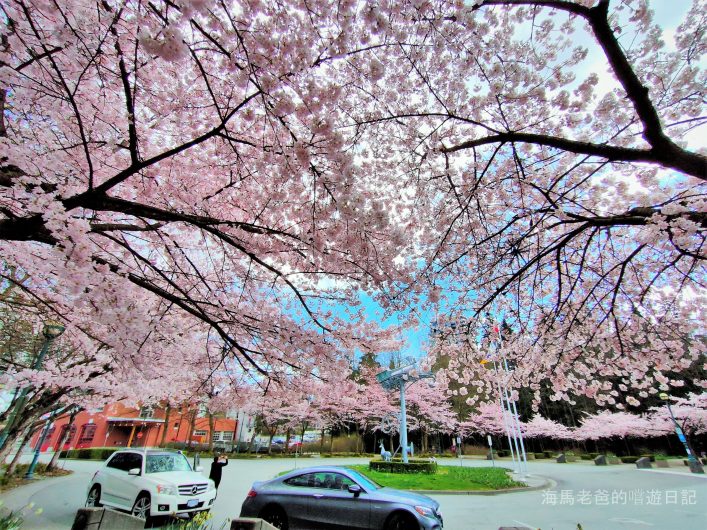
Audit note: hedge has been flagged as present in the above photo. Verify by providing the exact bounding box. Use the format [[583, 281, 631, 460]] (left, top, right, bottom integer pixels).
[[60, 447, 116, 460], [369, 458, 438, 474], [620, 456, 639, 464]]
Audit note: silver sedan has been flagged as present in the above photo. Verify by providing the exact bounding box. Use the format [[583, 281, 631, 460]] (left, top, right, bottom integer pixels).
[[239, 466, 443, 530]]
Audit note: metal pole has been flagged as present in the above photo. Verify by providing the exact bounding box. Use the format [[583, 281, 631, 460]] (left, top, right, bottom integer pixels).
[[503, 356, 529, 475], [665, 401, 704, 473], [400, 381, 409, 464], [494, 361, 517, 471], [498, 321, 528, 475], [24, 411, 56, 479], [488, 435, 495, 468], [501, 378, 523, 474]]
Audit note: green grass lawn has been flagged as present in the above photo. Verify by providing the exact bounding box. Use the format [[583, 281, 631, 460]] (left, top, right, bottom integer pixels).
[[346, 464, 526, 491]]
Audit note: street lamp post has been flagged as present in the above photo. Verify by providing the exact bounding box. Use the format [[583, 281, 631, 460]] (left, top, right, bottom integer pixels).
[[0, 322, 65, 451], [659, 392, 704, 474], [24, 409, 57, 479], [377, 359, 434, 465]]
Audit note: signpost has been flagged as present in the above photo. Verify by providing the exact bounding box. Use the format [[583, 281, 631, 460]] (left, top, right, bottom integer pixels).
[[487, 434, 495, 467]]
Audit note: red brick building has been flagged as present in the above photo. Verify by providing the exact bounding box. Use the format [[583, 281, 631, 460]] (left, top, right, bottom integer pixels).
[[32, 402, 238, 452]]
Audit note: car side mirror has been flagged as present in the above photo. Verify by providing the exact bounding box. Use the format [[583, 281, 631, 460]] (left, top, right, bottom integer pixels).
[[195, 466, 204, 472], [348, 484, 362, 497], [128, 468, 141, 476]]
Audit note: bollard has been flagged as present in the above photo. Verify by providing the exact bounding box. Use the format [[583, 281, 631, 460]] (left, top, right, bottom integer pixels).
[[71, 508, 144, 530], [636, 457, 652, 469], [230, 518, 279, 530]]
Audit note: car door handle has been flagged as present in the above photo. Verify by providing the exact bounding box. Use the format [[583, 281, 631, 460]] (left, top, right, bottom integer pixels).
[[312, 494, 324, 499]]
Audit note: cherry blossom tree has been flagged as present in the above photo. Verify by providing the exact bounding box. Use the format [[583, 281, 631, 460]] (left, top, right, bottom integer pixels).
[[460, 401, 508, 436], [0, 0, 412, 431], [1, 0, 704, 425], [574, 410, 667, 441], [327, 0, 706, 406], [522, 415, 573, 440]]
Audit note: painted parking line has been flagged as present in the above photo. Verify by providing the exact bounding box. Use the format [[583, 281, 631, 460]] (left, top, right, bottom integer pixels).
[[608, 517, 655, 526], [512, 519, 538, 529]]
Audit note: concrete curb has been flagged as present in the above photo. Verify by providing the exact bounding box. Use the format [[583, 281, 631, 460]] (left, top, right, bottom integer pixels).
[[414, 475, 555, 496]]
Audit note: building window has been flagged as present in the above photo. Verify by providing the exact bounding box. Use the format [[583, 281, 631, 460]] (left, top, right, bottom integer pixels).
[[59, 424, 77, 444], [78, 424, 97, 444], [212, 431, 234, 442], [193, 430, 207, 437]]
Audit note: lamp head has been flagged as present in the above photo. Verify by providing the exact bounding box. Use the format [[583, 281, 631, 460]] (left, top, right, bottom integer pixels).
[[42, 321, 65, 339], [658, 392, 669, 401]]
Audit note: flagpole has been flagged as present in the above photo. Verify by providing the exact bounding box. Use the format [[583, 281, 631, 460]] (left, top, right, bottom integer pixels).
[[497, 320, 528, 475]]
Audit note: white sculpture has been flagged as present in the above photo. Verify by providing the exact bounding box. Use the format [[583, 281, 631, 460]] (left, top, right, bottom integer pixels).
[[379, 441, 392, 462]]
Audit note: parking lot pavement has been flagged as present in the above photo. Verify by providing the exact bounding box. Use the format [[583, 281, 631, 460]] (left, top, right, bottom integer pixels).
[[1, 456, 706, 529]]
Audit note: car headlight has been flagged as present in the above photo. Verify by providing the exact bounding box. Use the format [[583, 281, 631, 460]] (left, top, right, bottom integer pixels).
[[207, 480, 216, 492], [156, 484, 178, 496], [414, 505, 435, 518]]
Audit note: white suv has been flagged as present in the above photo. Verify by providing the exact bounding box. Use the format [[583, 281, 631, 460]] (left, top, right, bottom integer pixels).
[[85, 449, 217, 524]]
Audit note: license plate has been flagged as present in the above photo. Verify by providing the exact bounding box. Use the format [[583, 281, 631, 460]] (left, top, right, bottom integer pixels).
[[187, 499, 199, 508]]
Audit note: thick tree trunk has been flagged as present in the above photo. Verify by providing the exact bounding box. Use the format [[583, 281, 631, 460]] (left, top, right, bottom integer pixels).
[[267, 429, 275, 454], [47, 410, 77, 471], [6, 427, 37, 475], [208, 412, 215, 452], [159, 405, 171, 448], [247, 430, 257, 453], [187, 409, 197, 448], [284, 428, 291, 453], [0, 428, 20, 464], [299, 423, 307, 455]]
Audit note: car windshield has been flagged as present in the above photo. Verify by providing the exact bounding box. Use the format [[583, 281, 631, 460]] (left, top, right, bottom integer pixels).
[[145, 453, 192, 474], [344, 469, 381, 490]]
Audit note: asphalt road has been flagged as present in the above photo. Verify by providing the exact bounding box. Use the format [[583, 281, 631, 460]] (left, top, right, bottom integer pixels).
[[1, 455, 706, 529]]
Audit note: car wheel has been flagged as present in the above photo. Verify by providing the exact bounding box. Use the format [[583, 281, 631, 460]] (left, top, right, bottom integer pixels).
[[385, 511, 419, 530], [85, 485, 102, 508], [260, 505, 289, 530], [131, 492, 152, 524]]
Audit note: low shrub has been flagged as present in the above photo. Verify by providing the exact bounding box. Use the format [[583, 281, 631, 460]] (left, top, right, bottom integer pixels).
[[61, 447, 115, 460], [580, 453, 601, 460], [543, 451, 553, 458], [620, 456, 639, 464], [369, 458, 438, 474], [534, 453, 546, 459], [3, 463, 48, 478], [640, 454, 655, 462]]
